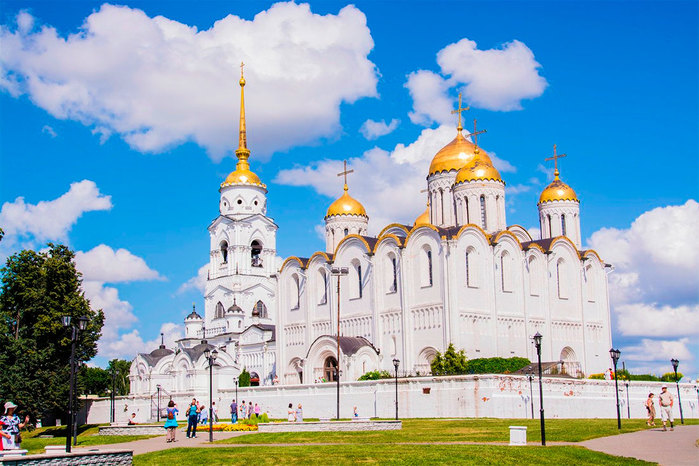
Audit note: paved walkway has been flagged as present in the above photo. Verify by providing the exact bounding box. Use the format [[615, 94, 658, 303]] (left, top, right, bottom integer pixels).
[[581, 424, 699, 466]]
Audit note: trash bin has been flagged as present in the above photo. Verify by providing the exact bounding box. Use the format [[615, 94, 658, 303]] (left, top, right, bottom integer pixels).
[[509, 425, 527, 446]]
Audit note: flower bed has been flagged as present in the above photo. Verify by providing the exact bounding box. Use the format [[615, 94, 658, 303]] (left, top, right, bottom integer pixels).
[[207, 423, 258, 432]]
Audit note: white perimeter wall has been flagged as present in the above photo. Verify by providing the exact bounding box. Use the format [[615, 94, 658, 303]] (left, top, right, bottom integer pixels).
[[86, 375, 699, 424]]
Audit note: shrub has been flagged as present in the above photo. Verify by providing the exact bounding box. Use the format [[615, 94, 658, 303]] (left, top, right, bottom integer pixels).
[[431, 343, 468, 375], [589, 373, 604, 380], [464, 357, 531, 375], [358, 370, 392, 381], [660, 372, 683, 382], [239, 368, 251, 387]]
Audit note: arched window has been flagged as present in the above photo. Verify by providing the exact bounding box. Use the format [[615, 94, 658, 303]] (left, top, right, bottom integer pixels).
[[251, 240, 263, 267], [480, 195, 487, 229], [318, 270, 328, 305], [344, 228, 349, 236], [349, 260, 362, 299], [254, 300, 268, 318], [547, 214, 552, 238], [557, 259, 568, 299], [561, 214, 567, 236], [390, 257, 398, 293], [500, 251, 512, 292], [323, 356, 338, 382], [357, 264, 363, 298], [585, 264, 595, 302], [291, 274, 301, 310], [440, 189, 445, 224], [528, 256, 540, 296], [421, 247, 433, 287], [215, 301, 225, 319], [465, 250, 471, 287], [464, 197, 470, 224], [220, 241, 228, 264]]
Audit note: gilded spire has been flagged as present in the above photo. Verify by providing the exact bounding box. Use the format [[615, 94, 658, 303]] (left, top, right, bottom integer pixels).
[[236, 61, 250, 170]]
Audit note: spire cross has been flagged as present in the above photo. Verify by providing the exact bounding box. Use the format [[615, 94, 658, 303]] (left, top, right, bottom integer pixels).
[[469, 118, 487, 150], [420, 188, 430, 206], [544, 144, 567, 177], [240, 61, 245, 78], [337, 160, 354, 190], [451, 93, 470, 131]]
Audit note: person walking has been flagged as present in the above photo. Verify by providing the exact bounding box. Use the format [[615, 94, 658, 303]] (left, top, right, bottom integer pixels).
[[199, 405, 208, 426], [295, 403, 303, 423], [186, 399, 200, 438], [164, 401, 178, 443], [658, 386, 674, 431], [230, 399, 238, 424], [254, 403, 260, 419], [211, 402, 218, 423], [645, 393, 656, 427], [240, 400, 246, 420], [0, 402, 30, 450], [287, 403, 296, 422], [248, 402, 253, 419]]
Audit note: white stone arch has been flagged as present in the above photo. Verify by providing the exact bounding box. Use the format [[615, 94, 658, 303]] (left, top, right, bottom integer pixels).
[[286, 357, 304, 385], [415, 346, 438, 375], [214, 301, 225, 319], [560, 346, 582, 378]]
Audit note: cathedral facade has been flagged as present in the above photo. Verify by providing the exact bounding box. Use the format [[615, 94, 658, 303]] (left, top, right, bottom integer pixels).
[[129, 72, 612, 397]]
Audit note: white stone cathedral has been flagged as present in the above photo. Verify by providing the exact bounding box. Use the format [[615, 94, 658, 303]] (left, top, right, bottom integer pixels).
[[130, 71, 612, 397]]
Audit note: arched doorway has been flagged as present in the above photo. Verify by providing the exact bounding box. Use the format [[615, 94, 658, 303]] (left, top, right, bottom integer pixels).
[[559, 347, 581, 378], [250, 371, 260, 386], [323, 356, 337, 382], [416, 347, 438, 375]]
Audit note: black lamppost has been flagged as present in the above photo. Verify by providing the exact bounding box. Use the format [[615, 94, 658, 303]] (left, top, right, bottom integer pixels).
[[609, 348, 621, 429], [234, 377, 239, 422], [156, 384, 162, 422], [61, 315, 89, 453], [532, 332, 545, 446], [110, 365, 116, 423], [625, 379, 630, 419], [203, 348, 218, 442], [526, 368, 534, 419], [392, 358, 400, 420], [671, 358, 684, 424], [331, 266, 349, 420]]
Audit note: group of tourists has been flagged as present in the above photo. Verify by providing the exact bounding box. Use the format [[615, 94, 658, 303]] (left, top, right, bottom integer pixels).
[[162, 398, 220, 442], [228, 399, 262, 423], [287, 403, 303, 422], [645, 386, 676, 431]]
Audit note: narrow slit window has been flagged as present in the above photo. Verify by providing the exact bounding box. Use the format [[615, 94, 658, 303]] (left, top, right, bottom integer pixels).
[[480, 195, 487, 229]]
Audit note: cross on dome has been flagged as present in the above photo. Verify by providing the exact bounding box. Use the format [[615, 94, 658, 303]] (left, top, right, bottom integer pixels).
[[545, 144, 567, 179], [469, 118, 487, 152], [451, 93, 470, 132], [337, 159, 355, 192]]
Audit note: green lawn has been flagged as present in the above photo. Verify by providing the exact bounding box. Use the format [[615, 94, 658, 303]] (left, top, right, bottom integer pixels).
[[20, 424, 156, 455], [217, 418, 698, 445], [133, 444, 651, 465]]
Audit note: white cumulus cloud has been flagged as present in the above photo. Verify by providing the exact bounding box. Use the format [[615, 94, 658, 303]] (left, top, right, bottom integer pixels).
[[76, 245, 163, 283], [0, 2, 378, 159], [177, 263, 209, 294], [0, 180, 112, 252], [406, 38, 547, 125], [359, 118, 400, 140]]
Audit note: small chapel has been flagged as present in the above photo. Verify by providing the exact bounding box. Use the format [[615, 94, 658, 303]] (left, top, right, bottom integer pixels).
[[129, 68, 612, 396]]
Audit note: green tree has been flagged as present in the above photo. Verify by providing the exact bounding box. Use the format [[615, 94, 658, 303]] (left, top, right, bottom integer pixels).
[[660, 372, 683, 382], [430, 343, 468, 375], [0, 244, 105, 421], [239, 368, 251, 387], [107, 359, 132, 396], [78, 366, 111, 396]]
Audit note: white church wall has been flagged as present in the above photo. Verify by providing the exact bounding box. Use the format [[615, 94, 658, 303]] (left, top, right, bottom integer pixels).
[[88, 377, 699, 424]]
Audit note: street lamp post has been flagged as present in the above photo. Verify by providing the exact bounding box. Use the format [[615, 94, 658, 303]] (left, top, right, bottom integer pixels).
[[625, 380, 630, 419], [609, 348, 621, 430], [526, 368, 534, 419], [110, 365, 117, 424], [203, 348, 218, 442], [671, 359, 684, 424], [156, 384, 162, 422], [532, 332, 545, 446], [331, 266, 349, 420], [234, 377, 238, 423], [392, 358, 400, 420], [61, 315, 89, 453]]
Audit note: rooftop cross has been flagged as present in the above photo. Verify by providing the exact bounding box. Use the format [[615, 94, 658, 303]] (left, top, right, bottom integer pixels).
[[451, 93, 470, 132], [337, 160, 355, 191], [544, 144, 567, 179], [469, 118, 487, 151]]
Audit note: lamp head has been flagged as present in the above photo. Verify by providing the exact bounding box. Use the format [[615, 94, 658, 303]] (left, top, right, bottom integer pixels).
[[532, 332, 542, 348], [203, 348, 210, 360], [77, 316, 89, 331], [392, 358, 400, 369], [671, 358, 679, 371], [212, 349, 219, 361], [609, 348, 621, 363], [61, 316, 71, 327]]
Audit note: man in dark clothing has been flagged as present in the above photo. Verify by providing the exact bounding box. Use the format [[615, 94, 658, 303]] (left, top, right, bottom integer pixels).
[[230, 399, 238, 424]]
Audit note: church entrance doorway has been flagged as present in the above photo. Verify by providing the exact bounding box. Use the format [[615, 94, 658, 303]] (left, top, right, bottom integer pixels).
[[323, 356, 338, 382], [250, 371, 260, 386]]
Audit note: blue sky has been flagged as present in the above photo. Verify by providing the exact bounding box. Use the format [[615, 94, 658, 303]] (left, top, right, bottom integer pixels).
[[0, 1, 697, 375]]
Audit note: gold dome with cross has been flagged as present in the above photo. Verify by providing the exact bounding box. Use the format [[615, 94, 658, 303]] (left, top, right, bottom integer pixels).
[[538, 144, 578, 204], [325, 160, 367, 219]]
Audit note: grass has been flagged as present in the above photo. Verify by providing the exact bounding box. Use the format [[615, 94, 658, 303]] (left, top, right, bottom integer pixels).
[[20, 424, 156, 455], [216, 418, 699, 445], [133, 444, 651, 465]]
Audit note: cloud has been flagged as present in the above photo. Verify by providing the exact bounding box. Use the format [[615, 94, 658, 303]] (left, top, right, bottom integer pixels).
[[75, 244, 163, 283], [177, 263, 208, 294], [622, 338, 693, 364], [0, 3, 378, 159], [41, 125, 56, 137], [586, 200, 699, 373], [0, 180, 112, 251], [406, 38, 547, 125], [359, 118, 400, 140], [275, 124, 516, 232]]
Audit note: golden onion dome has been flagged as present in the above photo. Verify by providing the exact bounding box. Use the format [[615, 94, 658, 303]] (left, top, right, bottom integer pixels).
[[325, 185, 367, 219], [414, 206, 430, 226], [538, 170, 578, 204], [221, 165, 266, 189], [454, 149, 503, 184], [428, 131, 481, 176]]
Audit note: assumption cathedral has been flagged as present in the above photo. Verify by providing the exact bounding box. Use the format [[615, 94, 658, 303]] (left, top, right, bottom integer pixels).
[[129, 69, 612, 397]]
